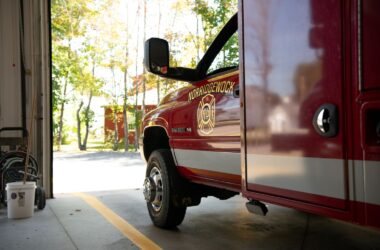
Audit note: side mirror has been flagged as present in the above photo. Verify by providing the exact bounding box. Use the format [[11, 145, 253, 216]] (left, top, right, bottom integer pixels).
[[144, 37, 199, 82], [144, 38, 169, 75]]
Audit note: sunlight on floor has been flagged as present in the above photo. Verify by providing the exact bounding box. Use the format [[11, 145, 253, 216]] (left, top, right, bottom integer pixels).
[[53, 151, 145, 193]]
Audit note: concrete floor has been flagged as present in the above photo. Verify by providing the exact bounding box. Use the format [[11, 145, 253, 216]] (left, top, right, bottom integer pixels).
[[1, 151, 380, 249], [1, 189, 380, 250]]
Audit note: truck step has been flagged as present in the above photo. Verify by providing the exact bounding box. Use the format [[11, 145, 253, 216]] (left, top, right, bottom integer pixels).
[[246, 200, 268, 216]]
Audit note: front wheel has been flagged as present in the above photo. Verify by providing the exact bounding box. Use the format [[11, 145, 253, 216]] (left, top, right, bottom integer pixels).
[[143, 149, 186, 229]]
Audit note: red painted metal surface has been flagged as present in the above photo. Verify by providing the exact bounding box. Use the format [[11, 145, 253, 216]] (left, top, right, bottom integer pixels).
[[143, 72, 240, 148], [178, 166, 241, 192], [170, 72, 240, 185], [142, 70, 240, 187], [242, 0, 346, 208], [362, 0, 380, 91], [240, 0, 380, 229], [242, 0, 344, 158], [141, 0, 380, 230], [248, 183, 347, 210], [168, 71, 239, 143]]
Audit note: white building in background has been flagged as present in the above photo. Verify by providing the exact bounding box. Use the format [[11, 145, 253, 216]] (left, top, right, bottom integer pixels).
[[268, 96, 299, 133]]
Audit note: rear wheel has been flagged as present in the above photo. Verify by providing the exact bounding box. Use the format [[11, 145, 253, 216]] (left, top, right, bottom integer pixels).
[[143, 149, 186, 229]]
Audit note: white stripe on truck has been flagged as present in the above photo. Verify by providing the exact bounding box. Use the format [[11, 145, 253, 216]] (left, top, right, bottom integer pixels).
[[173, 149, 241, 175], [247, 154, 346, 199], [172, 149, 380, 206]]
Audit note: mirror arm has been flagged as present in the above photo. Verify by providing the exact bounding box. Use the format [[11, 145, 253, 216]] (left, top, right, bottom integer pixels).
[[166, 67, 200, 82]]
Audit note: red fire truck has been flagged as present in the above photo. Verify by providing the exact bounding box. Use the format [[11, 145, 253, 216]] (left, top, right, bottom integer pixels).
[[141, 0, 380, 229]]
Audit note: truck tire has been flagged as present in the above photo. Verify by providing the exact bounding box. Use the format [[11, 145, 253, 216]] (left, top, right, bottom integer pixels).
[[143, 149, 186, 229]]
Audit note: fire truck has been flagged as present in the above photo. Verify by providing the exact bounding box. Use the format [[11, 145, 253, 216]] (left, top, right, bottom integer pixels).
[[140, 0, 380, 229]]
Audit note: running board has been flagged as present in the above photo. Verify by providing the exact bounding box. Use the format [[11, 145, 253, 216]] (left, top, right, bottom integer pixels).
[[246, 200, 268, 216]]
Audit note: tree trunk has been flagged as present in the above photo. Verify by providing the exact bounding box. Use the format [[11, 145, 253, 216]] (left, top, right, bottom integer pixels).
[[57, 78, 68, 151], [123, 2, 129, 152], [134, 86, 139, 151], [123, 64, 129, 152], [123, 101, 129, 152], [82, 91, 93, 150], [76, 100, 84, 150], [57, 36, 72, 151], [195, 4, 200, 62], [141, 0, 146, 117], [113, 106, 119, 151], [134, 2, 140, 151]]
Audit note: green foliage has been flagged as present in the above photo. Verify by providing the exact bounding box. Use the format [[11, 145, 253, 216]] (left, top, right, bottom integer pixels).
[[51, 0, 95, 40], [52, 0, 239, 150], [104, 128, 117, 145], [52, 0, 105, 149], [61, 124, 74, 145], [208, 32, 239, 74], [192, 0, 237, 50]]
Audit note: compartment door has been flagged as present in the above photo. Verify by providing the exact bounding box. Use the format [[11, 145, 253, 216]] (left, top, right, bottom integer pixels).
[[242, 0, 347, 209]]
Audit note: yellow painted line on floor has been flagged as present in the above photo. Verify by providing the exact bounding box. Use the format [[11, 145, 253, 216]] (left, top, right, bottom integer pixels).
[[74, 192, 162, 250]]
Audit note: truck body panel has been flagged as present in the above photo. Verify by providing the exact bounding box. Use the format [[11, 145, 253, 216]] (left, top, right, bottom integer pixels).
[[142, 0, 380, 229], [142, 70, 241, 192], [240, 0, 380, 228], [172, 70, 240, 191]]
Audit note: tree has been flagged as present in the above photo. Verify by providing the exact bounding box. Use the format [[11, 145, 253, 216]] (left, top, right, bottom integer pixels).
[[134, 1, 141, 151], [72, 56, 104, 151], [97, 0, 129, 151], [52, 0, 239, 152], [73, 5, 105, 151], [51, 0, 93, 150], [122, 2, 131, 152], [192, 0, 238, 51], [51, 44, 78, 148]]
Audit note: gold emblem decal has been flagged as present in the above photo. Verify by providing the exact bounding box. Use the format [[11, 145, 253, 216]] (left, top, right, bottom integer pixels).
[[197, 94, 216, 135], [188, 81, 235, 102]]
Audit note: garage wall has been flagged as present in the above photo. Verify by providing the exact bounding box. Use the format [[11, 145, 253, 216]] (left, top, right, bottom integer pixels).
[[0, 0, 52, 197], [0, 0, 22, 134]]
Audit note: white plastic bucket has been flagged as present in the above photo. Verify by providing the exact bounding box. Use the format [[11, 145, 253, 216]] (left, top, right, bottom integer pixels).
[[6, 181, 36, 219]]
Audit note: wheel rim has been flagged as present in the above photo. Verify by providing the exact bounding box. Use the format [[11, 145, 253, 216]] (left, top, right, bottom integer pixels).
[[146, 164, 163, 212]]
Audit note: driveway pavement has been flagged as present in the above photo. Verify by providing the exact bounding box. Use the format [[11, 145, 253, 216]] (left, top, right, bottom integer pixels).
[[53, 151, 146, 193]]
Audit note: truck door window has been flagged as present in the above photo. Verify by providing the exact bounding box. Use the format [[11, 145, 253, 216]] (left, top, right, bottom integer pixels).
[[207, 32, 239, 75]]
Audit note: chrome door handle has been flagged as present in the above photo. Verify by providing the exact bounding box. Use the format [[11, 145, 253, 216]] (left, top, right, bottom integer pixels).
[[312, 104, 338, 137]]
